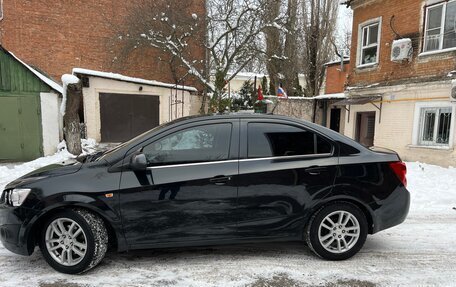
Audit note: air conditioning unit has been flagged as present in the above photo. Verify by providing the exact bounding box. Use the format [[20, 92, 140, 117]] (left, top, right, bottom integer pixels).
[[391, 38, 413, 62], [451, 80, 456, 101]]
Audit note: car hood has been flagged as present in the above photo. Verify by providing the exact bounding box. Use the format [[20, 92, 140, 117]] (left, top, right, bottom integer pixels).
[[4, 159, 83, 190]]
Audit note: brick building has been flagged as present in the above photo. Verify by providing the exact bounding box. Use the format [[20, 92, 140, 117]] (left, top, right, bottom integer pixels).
[[0, 1, 206, 161], [0, 0, 206, 86], [341, 0, 456, 166], [314, 59, 350, 134]]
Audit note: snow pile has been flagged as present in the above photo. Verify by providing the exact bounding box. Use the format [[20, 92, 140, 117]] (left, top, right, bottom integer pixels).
[[60, 74, 80, 116], [406, 162, 456, 217], [0, 139, 97, 191]]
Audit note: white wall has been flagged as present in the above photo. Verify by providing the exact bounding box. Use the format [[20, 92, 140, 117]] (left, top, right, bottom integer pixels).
[[343, 81, 456, 167], [40, 92, 61, 156], [215, 74, 306, 94], [82, 77, 201, 142]]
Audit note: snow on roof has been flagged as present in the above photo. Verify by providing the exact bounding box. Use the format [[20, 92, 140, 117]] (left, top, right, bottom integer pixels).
[[313, 93, 347, 100], [264, 93, 347, 100], [392, 38, 412, 45], [8, 51, 63, 94], [226, 71, 266, 79], [324, 58, 350, 66], [72, 68, 198, 92]]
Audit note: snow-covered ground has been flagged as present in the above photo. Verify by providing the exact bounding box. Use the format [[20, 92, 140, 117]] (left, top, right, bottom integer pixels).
[[0, 150, 455, 286]]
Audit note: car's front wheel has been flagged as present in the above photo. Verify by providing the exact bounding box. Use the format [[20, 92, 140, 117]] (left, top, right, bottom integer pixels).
[[39, 209, 108, 274], [305, 202, 368, 260]]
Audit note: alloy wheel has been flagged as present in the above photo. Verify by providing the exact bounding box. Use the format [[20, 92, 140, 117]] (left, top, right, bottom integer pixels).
[[45, 218, 88, 266], [317, 210, 360, 254]]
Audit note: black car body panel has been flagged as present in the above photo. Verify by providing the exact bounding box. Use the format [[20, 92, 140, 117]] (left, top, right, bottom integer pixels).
[[0, 114, 410, 256]]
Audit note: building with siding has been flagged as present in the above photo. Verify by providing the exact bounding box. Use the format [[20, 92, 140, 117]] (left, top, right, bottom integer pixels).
[[0, 46, 62, 161]]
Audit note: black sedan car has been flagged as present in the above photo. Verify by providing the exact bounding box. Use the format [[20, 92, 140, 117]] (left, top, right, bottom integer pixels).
[[0, 114, 410, 274]]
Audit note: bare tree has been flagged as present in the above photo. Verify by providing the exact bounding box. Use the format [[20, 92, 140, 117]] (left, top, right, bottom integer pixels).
[[300, 0, 339, 97], [264, 0, 282, 95], [264, 0, 337, 98], [282, 0, 300, 96], [263, 0, 301, 97], [117, 0, 276, 113], [61, 75, 83, 155]]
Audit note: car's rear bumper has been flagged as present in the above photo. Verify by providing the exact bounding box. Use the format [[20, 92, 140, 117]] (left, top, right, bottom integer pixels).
[[370, 186, 410, 234], [0, 205, 36, 256]]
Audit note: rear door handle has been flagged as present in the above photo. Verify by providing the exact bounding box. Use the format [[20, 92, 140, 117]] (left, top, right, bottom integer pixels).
[[210, 176, 231, 186], [305, 166, 327, 175]]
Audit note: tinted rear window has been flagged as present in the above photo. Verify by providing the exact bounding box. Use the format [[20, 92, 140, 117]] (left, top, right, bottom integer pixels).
[[248, 123, 332, 158]]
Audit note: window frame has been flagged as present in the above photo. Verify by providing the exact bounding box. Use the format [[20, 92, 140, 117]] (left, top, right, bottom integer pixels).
[[412, 102, 456, 149], [423, 0, 456, 53], [244, 121, 335, 160], [357, 17, 382, 68], [0, 0, 3, 21]]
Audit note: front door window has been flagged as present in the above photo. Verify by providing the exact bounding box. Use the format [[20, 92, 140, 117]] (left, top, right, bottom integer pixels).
[[143, 123, 232, 165]]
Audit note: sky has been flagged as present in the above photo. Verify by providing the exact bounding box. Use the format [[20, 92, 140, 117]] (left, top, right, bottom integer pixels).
[[337, 4, 353, 39]]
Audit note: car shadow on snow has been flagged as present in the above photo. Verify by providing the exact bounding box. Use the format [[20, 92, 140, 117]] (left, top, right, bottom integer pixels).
[[105, 241, 313, 262]]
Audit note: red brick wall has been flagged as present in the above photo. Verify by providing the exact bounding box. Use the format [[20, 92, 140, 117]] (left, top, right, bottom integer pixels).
[[325, 62, 350, 94], [0, 0, 205, 88], [349, 0, 456, 87]]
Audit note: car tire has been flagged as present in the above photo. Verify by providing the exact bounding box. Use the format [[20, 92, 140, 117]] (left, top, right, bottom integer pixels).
[[39, 208, 108, 274], [305, 202, 368, 260]]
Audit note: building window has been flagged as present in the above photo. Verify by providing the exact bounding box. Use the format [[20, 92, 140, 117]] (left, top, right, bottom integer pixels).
[[418, 107, 453, 146], [357, 18, 381, 67], [424, 0, 456, 52], [0, 0, 3, 20]]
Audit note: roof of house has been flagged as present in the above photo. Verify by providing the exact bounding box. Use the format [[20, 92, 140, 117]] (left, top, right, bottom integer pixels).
[[3, 47, 63, 94], [324, 58, 350, 66], [264, 93, 347, 100], [72, 68, 198, 92], [313, 93, 347, 100]]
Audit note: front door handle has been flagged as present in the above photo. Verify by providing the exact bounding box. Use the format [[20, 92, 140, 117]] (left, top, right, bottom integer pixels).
[[210, 176, 231, 186], [305, 166, 327, 175]]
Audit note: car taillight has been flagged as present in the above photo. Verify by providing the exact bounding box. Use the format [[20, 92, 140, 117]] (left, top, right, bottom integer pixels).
[[389, 161, 407, 188]]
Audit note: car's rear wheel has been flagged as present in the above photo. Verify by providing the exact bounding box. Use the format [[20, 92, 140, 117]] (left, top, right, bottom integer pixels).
[[39, 209, 108, 274], [305, 202, 367, 260]]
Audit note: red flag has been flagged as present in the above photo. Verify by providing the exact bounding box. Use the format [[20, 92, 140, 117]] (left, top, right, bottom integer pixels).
[[257, 85, 264, 101]]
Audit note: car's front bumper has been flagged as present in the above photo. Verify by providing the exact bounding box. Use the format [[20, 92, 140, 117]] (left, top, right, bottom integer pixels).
[[0, 204, 37, 256]]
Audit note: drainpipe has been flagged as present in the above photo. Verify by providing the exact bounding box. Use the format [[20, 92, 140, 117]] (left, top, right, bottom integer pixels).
[[312, 100, 317, 123], [322, 101, 328, 127]]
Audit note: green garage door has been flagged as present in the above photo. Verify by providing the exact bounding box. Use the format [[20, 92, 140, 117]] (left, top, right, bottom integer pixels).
[[0, 95, 42, 161]]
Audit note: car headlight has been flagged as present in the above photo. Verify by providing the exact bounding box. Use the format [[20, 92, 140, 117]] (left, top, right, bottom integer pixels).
[[2, 188, 32, 207]]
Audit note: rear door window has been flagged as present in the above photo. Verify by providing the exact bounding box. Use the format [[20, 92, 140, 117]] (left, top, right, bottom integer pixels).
[[247, 123, 332, 158]]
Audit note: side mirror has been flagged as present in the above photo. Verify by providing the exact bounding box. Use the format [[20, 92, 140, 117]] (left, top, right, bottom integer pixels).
[[130, 153, 147, 171]]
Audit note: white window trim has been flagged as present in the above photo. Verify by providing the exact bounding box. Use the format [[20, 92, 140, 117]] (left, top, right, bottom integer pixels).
[[423, 0, 456, 53], [419, 46, 456, 57], [412, 101, 456, 149], [0, 0, 3, 21], [356, 17, 382, 68]]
